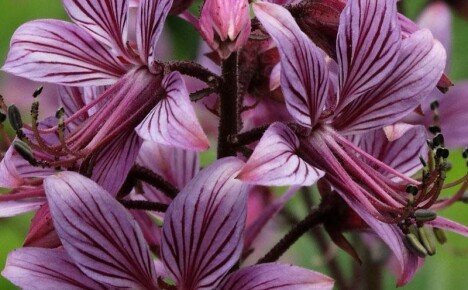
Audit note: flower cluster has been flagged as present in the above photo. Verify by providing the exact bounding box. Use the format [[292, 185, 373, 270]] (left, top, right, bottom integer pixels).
[[0, 0, 467, 289]]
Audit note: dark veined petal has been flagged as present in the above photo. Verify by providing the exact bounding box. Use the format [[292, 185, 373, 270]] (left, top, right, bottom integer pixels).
[[335, 29, 446, 134], [44, 172, 157, 289], [355, 125, 427, 178], [2, 20, 126, 86], [135, 71, 210, 151], [2, 248, 110, 290], [90, 130, 143, 196], [63, 0, 130, 59], [0, 199, 46, 218], [238, 123, 324, 186], [254, 2, 329, 128], [336, 0, 401, 108], [161, 158, 248, 290], [137, 141, 199, 204], [137, 0, 173, 66], [221, 263, 334, 290]]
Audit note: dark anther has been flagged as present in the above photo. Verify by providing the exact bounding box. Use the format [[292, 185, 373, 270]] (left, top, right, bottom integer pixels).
[[436, 148, 449, 159], [462, 148, 468, 159], [428, 125, 441, 134], [0, 108, 6, 123], [419, 155, 427, 167], [432, 133, 445, 147], [8, 105, 23, 131], [406, 184, 418, 195], [414, 209, 437, 222], [430, 100, 439, 111], [433, 227, 447, 245], [33, 86, 43, 98], [13, 140, 36, 166]]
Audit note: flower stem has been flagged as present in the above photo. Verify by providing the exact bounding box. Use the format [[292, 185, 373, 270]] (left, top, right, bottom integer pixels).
[[217, 52, 240, 158], [257, 208, 325, 264], [118, 199, 168, 212], [130, 164, 179, 198]]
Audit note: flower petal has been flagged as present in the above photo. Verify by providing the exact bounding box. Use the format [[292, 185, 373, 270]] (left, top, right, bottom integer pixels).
[[0, 199, 45, 218], [135, 71, 210, 151], [44, 172, 156, 289], [356, 125, 427, 178], [161, 158, 248, 290], [254, 2, 329, 128], [90, 130, 143, 196], [137, 141, 199, 203], [2, 20, 126, 86], [2, 248, 109, 290], [24, 204, 61, 248], [221, 263, 334, 290], [63, 0, 130, 59], [427, 217, 468, 237], [137, 0, 172, 66], [238, 123, 324, 186], [336, 0, 401, 108], [335, 29, 446, 134]]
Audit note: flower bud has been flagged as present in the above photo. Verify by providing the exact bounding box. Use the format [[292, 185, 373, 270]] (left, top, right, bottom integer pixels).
[[199, 0, 251, 59]]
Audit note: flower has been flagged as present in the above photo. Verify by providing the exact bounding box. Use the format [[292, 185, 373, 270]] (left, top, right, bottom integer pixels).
[[2, 0, 209, 193], [3, 159, 334, 290]]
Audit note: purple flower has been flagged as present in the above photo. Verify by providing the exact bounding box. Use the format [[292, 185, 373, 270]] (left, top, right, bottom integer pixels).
[[237, 0, 445, 284], [1, 0, 209, 192], [3, 159, 334, 290]]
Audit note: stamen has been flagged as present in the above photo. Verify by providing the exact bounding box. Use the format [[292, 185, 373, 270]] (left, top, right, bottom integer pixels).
[[414, 209, 437, 222], [405, 233, 428, 257], [8, 105, 23, 131], [433, 227, 447, 244], [418, 226, 436, 256]]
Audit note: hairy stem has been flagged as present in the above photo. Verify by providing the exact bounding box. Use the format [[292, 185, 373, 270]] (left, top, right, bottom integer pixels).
[[118, 199, 168, 212], [217, 52, 240, 158], [130, 164, 179, 199]]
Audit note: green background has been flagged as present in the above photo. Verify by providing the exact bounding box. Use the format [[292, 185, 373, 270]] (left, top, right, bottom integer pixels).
[[0, 0, 467, 289]]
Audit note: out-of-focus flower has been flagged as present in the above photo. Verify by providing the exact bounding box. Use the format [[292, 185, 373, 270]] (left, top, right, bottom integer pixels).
[[3, 159, 334, 290], [199, 0, 251, 59]]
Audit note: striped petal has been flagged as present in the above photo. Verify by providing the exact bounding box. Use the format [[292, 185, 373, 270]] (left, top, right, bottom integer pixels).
[[356, 125, 427, 178], [0, 199, 46, 218], [63, 0, 130, 59], [2, 20, 126, 86], [336, 0, 401, 108], [137, 141, 199, 203], [254, 2, 329, 128], [222, 263, 334, 290], [44, 172, 157, 289], [2, 248, 109, 290], [135, 71, 210, 151], [238, 122, 324, 186], [335, 29, 446, 134], [161, 158, 248, 290], [90, 130, 143, 196], [136, 0, 172, 66]]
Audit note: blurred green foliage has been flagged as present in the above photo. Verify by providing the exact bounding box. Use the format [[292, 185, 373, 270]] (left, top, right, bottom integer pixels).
[[0, 1, 467, 289]]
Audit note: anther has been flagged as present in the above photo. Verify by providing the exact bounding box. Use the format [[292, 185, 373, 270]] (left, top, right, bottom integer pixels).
[[428, 125, 441, 134], [32, 86, 43, 98], [462, 148, 468, 159], [0, 108, 6, 123], [432, 227, 447, 245], [406, 233, 427, 257], [13, 140, 37, 166], [8, 105, 23, 131], [414, 209, 437, 222], [418, 227, 436, 256], [430, 100, 439, 111], [461, 192, 468, 204], [436, 148, 449, 159], [419, 155, 427, 167], [406, 184, 418, 195], [432, 133, 445, 147]]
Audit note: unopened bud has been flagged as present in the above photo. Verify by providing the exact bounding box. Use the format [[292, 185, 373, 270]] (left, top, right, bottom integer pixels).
[[432, 133, 444, 147], [406, 233, 427, 257], [433, 227, 447, 244], [418, 227, 436, 256], [199, 0, 251, 59], [8, 105, 23, 131], [428, 125, 441, 134], [414, 209, 437, 222]]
